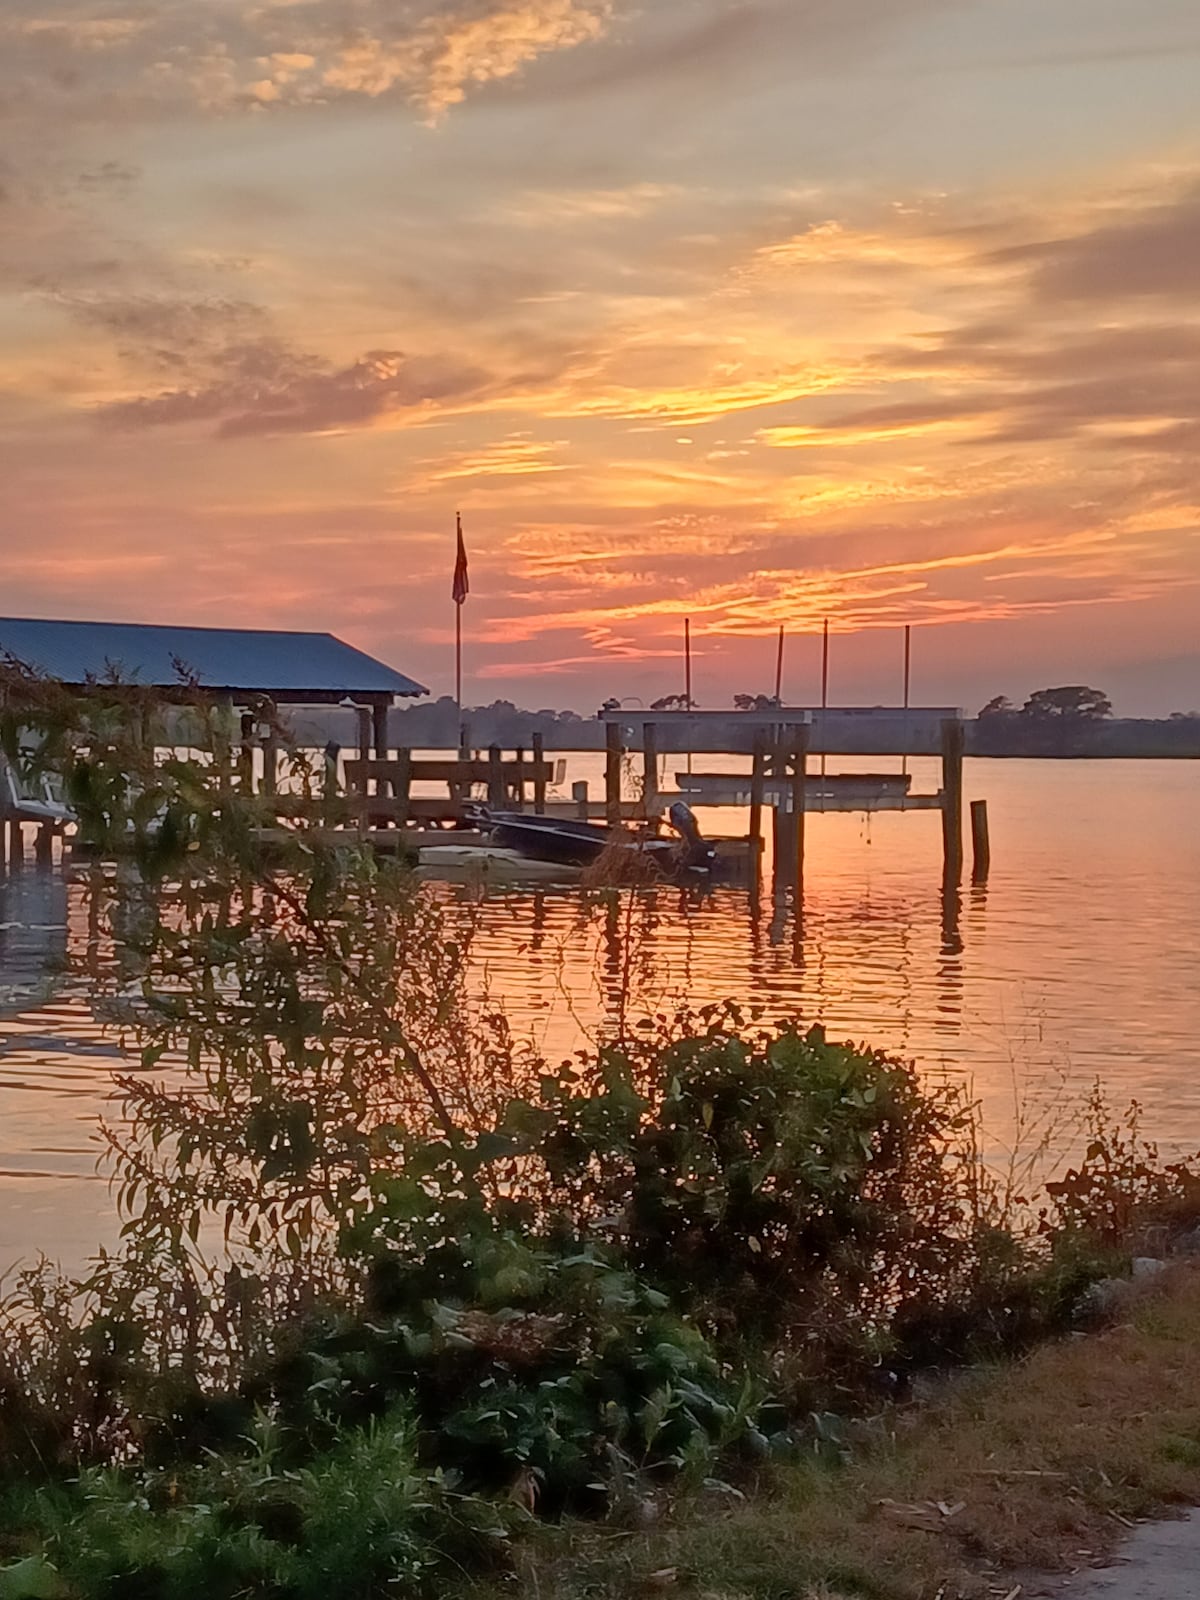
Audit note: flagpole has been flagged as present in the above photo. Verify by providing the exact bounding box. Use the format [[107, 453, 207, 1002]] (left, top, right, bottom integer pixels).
[[453, 510, 468, 746], [456, 602, 463, 727]]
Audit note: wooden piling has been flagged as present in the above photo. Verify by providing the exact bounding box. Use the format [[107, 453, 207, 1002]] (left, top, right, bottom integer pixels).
[[262, 727, 279, 796], [393, 749, 412, 829], [605, 721, 623, 825], [514, 746, 526, 812], [487, 745, 505, 809], [748, 732, 767, 869], [642, 722, 659, 817], [970, 798, 990, 880], [373, 704, 391, 798], [239, 712, 256, 793], [940, 717, 965, 886], [572, 780, 590, 819], [35, 823, 54, 866], [532, 734, 547, 815], [7, 819, 23, 867], [791, 727, 809, 904]]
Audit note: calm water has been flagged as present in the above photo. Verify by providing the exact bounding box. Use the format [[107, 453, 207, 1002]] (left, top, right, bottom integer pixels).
[[2, 758, 1198, 1268]]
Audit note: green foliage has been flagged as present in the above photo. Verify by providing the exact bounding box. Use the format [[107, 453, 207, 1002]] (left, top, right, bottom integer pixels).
[[5, 1411, 508, 1600]]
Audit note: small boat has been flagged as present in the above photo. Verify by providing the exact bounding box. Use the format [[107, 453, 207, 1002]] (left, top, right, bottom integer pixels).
[[466, 803, 715, 877]]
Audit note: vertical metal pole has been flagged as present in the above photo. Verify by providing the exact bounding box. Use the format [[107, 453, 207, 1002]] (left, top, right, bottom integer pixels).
[[684, 617, 693, 776], [820, 618, 829, 779], [455, 603, 463, 742], [774, 625, 785, 704], [902, 624, 912, 781]]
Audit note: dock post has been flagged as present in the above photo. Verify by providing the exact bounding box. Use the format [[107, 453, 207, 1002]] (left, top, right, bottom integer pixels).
[[748, 732, 766, 870], [573, 780, 590, 819], [970, 798, 990, 880], [263, 714, 279, 797], [35, 823, 54, 866], [393, 749, 411, 829], [373, 704, 391, 797], [487, 745, 505, 809], [0, 817, 6, 870], [514, 746, 526, 812], [791, 727, 809, 906], [452, 726, 471, 808], [605, 721, 623, 825], [532, 734, 547, 815], [239, 712, 256, 793], [642, 722, 659, 818], [7, 820, 23, 868], [940, 718, 965, 886]]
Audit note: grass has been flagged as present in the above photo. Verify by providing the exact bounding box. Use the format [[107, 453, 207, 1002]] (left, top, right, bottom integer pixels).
[[470, 1263, 1200, 1600]]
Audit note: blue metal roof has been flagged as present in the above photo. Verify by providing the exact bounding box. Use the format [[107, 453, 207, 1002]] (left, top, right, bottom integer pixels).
[[0, 617, 427, 699]]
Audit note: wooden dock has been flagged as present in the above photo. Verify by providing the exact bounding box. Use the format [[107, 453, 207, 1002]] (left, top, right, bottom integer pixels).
[[597, 708, 989, 896]]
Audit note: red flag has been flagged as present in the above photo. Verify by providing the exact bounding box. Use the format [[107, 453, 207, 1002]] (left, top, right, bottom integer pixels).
[[452, 513, 469, 605]]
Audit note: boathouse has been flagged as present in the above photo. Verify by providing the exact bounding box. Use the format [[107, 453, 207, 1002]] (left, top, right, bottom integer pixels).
[[0, 614, 426, 745]]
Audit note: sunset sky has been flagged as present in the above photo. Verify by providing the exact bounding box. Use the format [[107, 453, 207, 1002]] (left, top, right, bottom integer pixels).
[[3, 0, 1199, 714]]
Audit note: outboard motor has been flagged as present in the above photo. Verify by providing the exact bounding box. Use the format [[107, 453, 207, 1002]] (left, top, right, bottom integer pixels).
[[667, 802, 715, 871]]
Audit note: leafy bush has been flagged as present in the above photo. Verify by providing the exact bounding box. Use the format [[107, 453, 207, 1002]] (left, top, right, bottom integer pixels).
[[3, 1411, 508, 1600]]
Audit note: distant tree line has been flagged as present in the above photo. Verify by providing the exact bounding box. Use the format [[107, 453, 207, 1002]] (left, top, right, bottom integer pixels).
[[971, 686, 1200, 757]]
